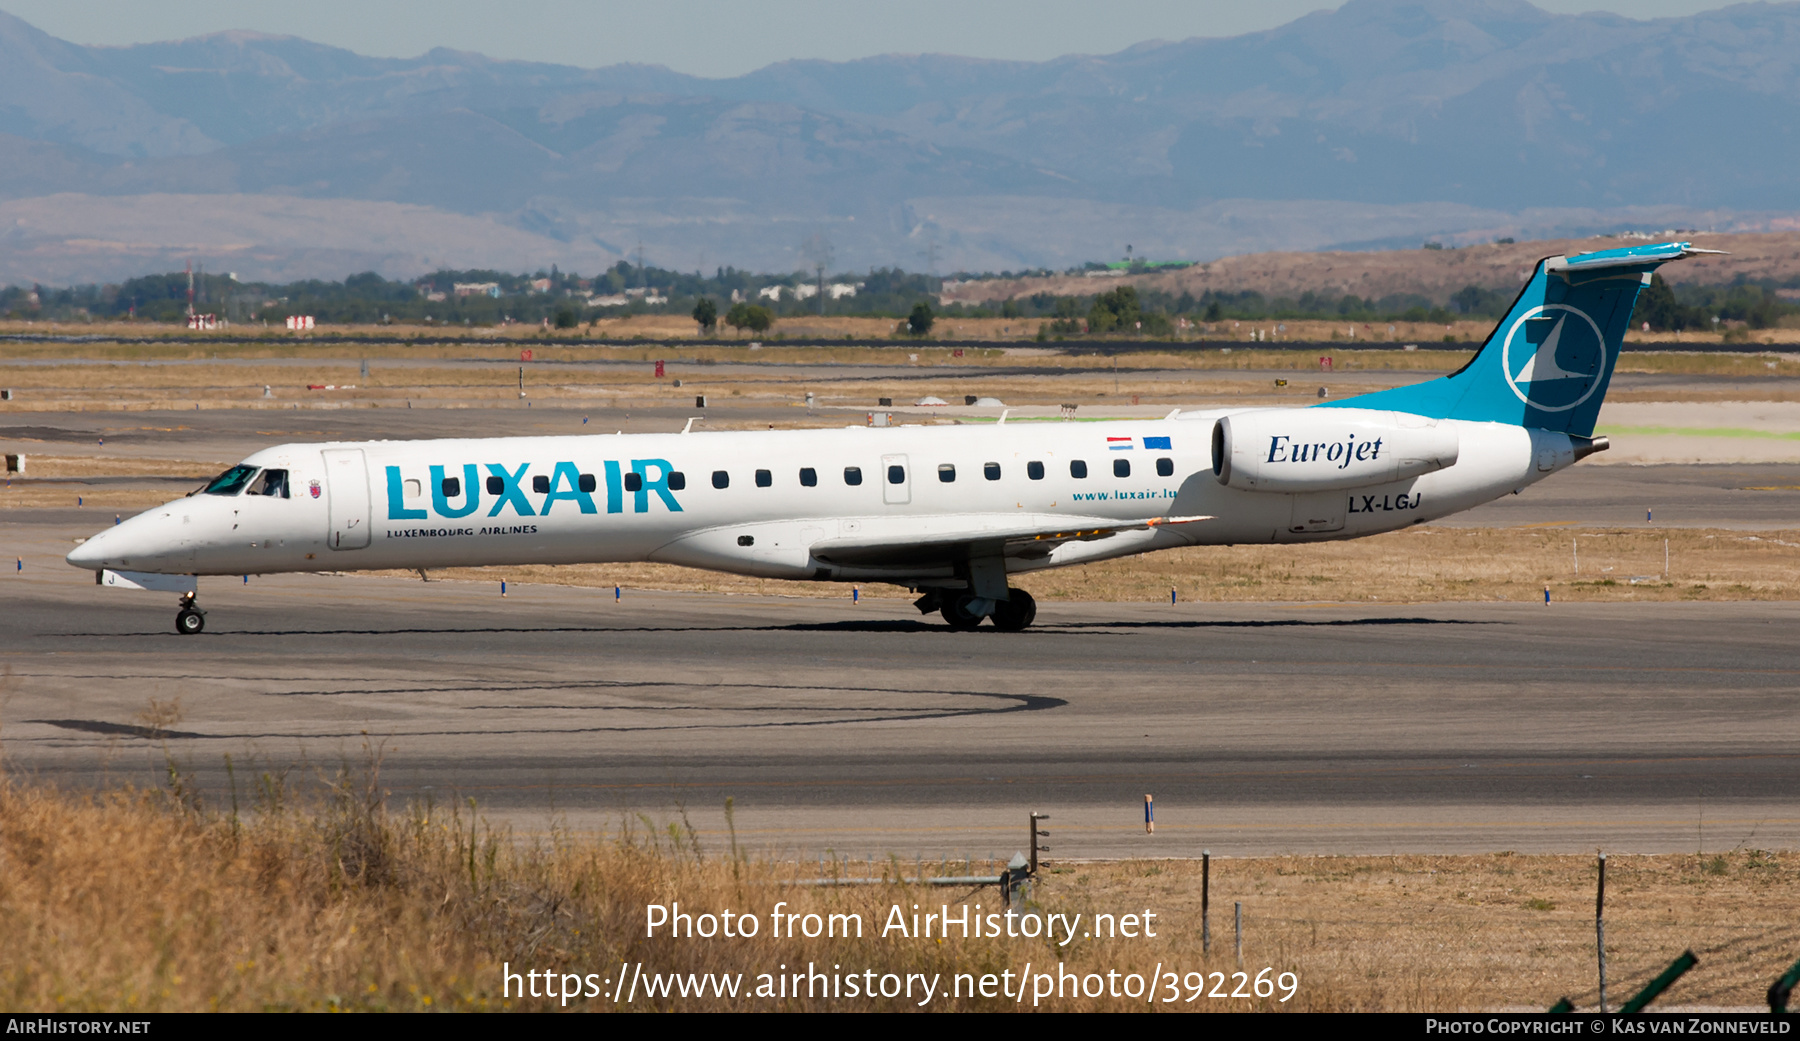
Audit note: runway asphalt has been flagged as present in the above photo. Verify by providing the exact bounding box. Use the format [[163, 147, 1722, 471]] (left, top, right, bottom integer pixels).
[[2, 548, 1795, 861]]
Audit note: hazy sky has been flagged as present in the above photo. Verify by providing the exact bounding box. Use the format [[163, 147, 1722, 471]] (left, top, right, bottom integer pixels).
[[2, 0, 1746, 77]]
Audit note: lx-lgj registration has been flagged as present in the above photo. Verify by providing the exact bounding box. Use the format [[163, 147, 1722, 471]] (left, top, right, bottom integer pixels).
[[68, 242, 1711, 633]]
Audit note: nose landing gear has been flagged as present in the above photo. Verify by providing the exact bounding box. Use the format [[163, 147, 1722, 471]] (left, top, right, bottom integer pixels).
[[175, 592, 206, 635]]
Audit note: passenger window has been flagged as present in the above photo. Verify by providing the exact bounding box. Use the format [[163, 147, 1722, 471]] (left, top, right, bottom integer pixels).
[[844, 466, 863, 486], [404, 478, 422, 498], [249, 468, 290, 498], [755, 469, 772, 488], [737, 535, 755, 547], [1027, 461, 1045, 481], [439, 476, 460, 499], [887, 464, 905, 485], [668, 471, 686, 491], [202, 464, 258, 496], [532, 475, 550, 494], [799, 467, 817, 487], [578, 473, 597, 493], [624, 472, 643, 492], [1156, 457, 1174, 477], [486, 475, 504, 495], [1114, 458, 1130, 478], [984, 462, 1001, 481], [937, 464, 956, 483], [712, 470, 729, 489], [1070, 460, 1087, 479]]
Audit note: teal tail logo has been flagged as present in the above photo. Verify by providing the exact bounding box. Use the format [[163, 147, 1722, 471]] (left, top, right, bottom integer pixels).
[[1322, 241, 1718, 437]]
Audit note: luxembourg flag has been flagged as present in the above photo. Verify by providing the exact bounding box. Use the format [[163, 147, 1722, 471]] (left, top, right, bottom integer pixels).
[[1106, 436, 1133, 451]]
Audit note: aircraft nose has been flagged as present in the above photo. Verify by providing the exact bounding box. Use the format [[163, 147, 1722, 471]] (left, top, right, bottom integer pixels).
[[66, 525, 116, 569], [66, 510, 167, 571]]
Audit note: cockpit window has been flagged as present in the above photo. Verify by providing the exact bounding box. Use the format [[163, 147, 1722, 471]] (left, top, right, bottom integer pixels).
[[247, 468, 290, 498], [202, 464, 259, 496]]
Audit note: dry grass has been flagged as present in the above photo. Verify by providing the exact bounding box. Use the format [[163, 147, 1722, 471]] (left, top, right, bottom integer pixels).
[[3, 455, 212, 478], [0, 484, 195, 511], [7, 351, 1796, 417], [381, 526, 1800, 605], [0, 774, 1790, 1012]]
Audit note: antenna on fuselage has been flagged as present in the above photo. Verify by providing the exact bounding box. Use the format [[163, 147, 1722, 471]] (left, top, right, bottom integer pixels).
[[681, 416, 703, 434], [997, 409, 1010, 425]]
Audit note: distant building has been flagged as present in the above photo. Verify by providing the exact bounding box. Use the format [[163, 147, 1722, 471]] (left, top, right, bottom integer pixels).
[[756, 285, 782, 301], [530, 278, 552, 293], [454, 282, 501, 298], [586, 294, 629, 307]]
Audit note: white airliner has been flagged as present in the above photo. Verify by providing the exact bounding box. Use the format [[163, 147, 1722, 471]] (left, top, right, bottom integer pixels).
[[67, 242, 1712, 633]]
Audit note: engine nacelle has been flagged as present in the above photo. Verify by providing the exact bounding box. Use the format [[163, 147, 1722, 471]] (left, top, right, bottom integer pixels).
[[1212, 408, 1459, 493]]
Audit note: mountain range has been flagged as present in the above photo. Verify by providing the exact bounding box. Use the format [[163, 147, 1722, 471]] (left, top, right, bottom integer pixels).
[[3, 0, 1799, 284]]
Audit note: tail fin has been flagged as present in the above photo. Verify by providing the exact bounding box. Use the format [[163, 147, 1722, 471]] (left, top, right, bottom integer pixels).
[[1321, 241, 1718, 436]]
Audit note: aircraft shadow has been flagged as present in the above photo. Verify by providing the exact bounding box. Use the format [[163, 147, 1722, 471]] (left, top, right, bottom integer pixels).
[[57, 615, 1490, 639]]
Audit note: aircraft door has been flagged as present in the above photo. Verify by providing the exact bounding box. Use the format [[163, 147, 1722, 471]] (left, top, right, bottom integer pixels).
[[881, 453, 910, 505], [321, 448, 372, 550]]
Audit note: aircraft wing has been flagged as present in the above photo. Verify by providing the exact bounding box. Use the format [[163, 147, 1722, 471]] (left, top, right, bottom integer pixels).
[[808, 512, 1211, 568]]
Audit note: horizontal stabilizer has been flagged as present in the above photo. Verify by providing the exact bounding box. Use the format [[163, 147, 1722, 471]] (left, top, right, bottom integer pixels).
[[1551, 242, 1727, 272]]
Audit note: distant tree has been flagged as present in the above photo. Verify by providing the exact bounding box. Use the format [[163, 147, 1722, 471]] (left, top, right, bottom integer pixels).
[[553, 306, 578, 329], [1088, 285, 1141, 335], [1001, 298, 1021, 319], [1203, 300, 1223, 322], [725, 302, 773, 333], [1139, 312, 1174, 337], [1632, 273, 1687, 331], [692, 297, 718, 333], [907, 301, 934, 335]]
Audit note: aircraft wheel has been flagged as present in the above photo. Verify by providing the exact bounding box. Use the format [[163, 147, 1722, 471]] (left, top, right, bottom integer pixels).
[[176, 608, 205, 635], [940, 595, 986, 630], [990, 589, 1037, 632]]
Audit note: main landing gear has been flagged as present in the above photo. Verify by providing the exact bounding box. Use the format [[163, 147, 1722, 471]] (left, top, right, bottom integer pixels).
[[175, 591, 206, 635], [918, 588, 1038, 631]]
